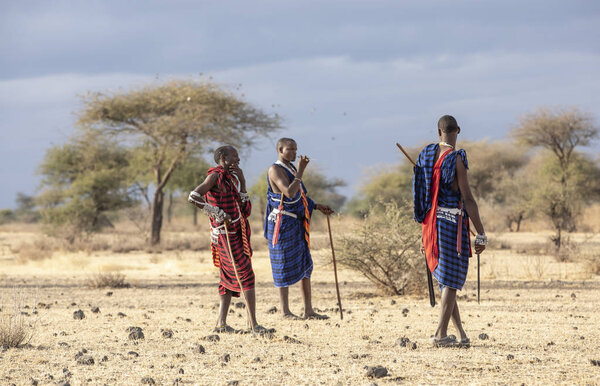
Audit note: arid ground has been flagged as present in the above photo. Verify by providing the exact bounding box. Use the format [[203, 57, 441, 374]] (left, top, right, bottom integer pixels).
[[1, 222, 599, 385]]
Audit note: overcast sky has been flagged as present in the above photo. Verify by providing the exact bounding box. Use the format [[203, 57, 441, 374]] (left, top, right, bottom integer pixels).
[[1, 0, 599, 208]]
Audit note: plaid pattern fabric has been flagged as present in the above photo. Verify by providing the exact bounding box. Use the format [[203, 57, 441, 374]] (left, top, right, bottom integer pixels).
[[264, 163, 316, 287], [413, 144, 472, 290], [205, 166, 254, 297]]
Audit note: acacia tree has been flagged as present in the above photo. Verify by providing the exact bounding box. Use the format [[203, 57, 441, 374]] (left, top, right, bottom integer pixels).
[[78, 80, 281, 245], [512, 107, 598, 248]]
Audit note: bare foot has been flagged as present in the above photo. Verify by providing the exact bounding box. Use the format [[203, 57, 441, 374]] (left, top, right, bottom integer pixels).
[[303, 311, 329, 320], [282, 312, 301, 320]]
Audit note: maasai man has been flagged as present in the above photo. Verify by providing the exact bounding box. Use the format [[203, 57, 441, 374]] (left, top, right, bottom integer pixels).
[[413, 115, 487, 347], [264, 138, 334, 320], [188, 145, 269, 333]]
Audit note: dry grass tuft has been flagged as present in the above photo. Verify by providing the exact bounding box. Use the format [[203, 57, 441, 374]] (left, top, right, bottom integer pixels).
[[0, 291, 38, 348], [87, 272, 129, 288]]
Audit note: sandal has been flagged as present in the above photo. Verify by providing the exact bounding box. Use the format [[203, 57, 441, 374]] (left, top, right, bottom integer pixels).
[[431, 335, 457, 348], [457, 337, 471, 348], [303, 312, 329, 320], [213, 325, 236, 333], [248, 325, 276, 336]]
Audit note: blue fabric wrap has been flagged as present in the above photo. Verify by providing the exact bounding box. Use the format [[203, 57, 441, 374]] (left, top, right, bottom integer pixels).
[[264, 163, 316, 287], [413, 144, 472, 290]]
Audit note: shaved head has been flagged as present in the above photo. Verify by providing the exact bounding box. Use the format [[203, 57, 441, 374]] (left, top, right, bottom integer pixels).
[[438, 115, 459, 133], [277, 137, 296, 151], [213, 145, 235, 163]]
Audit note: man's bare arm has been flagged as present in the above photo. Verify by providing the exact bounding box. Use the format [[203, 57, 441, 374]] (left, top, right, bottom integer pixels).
[[268, 166, 303, 199], [188, 174, 231, 223], [456, 158, 486, 253]]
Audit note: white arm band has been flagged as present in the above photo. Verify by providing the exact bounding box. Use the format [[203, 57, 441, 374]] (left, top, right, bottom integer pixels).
[[239, 192, 250, 203], [188, 191, 227, 223]]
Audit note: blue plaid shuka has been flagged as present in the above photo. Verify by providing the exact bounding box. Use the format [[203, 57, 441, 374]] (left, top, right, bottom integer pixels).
[[413, 143, 472, 290], [264, 162, 316, 287]]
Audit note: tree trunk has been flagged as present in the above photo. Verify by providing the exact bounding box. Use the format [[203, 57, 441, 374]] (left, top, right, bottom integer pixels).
[[515, 213, 523, 232], [151, 188, 164, 245], [193, 206, 198, 226], [167, 192, 173, 224]]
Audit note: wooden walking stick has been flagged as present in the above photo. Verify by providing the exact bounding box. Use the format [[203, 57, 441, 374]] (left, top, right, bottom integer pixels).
[[396, 143, 436, 307], [477, 253, 481, 304], [326, 214, 343, 320], [223, 222, 256, 333]]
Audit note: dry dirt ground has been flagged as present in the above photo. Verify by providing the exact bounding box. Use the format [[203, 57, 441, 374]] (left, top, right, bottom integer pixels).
[[1, 228, 600, 385]]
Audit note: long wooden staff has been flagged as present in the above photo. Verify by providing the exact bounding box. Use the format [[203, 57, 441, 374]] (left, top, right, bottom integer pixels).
[[396, 143, 436, 307], [223, 222, 256, 333], [326, 214, 343, 320]]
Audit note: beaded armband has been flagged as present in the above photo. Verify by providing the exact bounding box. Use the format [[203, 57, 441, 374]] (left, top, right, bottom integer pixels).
[[188, 191, 227, 223], [474, 234, 488, 246], [239, 192, 250, 203]]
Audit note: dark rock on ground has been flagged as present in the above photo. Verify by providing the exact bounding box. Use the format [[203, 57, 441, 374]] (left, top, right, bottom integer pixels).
[[117, 312, 127, 318], [128, 351, 139, 357], [221, 353, 231, 362], [91, 307, 100, 313], [234, 302, 245, 309], [101, 356, 108, 362], [162, 329, 173, 338], [192, 344, 206, 354], [267, 306, 278, 314], [366, 365, 388, 379], [395, 337, 410, 347], [201, 334, 220, 342], [283, 336, 302, 344], [506, 354, 515, 360], [106, 292, 113, 297], [127, 327, 145, 340], [479, 333, 489, 340], [591, 359, 600, 366], [227, 381, 239, 386], [178, 368, 184, 374], [77, 355, 95, 365], [141, 377, 155, 384], [73, 310, 85, 320], [253, 357, 261, 362]]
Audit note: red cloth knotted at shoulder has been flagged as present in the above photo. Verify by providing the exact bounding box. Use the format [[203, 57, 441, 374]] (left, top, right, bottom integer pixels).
[[422, 149, 453, 273]]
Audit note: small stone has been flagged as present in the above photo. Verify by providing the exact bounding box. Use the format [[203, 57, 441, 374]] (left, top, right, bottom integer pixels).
[[234, 302, 245, 309], [101, 356, 108, 362], [410, 342, 417, 350], [57, 381, 70, 386], [117, 312, 127, 318], [192, 344, 206, 354], [253, 357, 261, 362], [73, 310, 85, 320], [127, 327, 145, 340], [201, 334, 220, 342], [141, 377, 155, 385], [226, 381, 239, 386], [174, 353, 185, 359], [106, 292, 113, 297], [395, 337, 410, 347], [515, 293, 520, 297], [479, 333, 489, 340], [283, 335, 302, 344], [366, 365, 388, 379], [178, 368, 184, 374], [91, 307, 100, 313], [390, 300, 396, 305], [128, 351, 139, 357], [30, 379, 38, 386], [506, 354, 515, 360], [547, 341, 555, 346], [77, 355, 94, 365], [162, 329, 173, 338], [267, 306, 278, 314], [571, 293, 576, 299], [221, 353, 231, 362], [590, 359, 600, 367]]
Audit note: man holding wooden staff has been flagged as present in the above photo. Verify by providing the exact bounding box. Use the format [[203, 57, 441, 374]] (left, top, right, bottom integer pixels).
[[413, 115, 487, 347], [264, 138, 334, 320], [188, 145, 270, 334]]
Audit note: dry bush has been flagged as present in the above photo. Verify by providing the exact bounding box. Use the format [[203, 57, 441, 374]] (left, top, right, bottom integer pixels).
[[87, 272, 129, 288], [525, 255, 548, 280], [0, 291, 38, 348], [337, 201, 425, 296], [12, 238, 58, 263]]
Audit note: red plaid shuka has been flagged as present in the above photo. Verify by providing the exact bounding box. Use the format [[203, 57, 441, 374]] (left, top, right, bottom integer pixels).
[[205, 165, 253, 297]]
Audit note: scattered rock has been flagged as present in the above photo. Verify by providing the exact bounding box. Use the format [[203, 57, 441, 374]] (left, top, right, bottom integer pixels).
[[127, 327, 145, 340], [29, 378, 38, 385], [590, 359, 600, 367], [63, 368, 72, 378], [395, 337, 410, 347], [73, 310, 85, 320], [101, 356, 108, 362], [283, 335, 302, 344], [506, 354, 515, 360], [57, 381, 70, 386], [201, 334, 220, 342], [267, 306, 278, 314], [128, 351, 139, 357], [411, 342, 417, 350], [173, 378, 182, 385], [117, 312, 127, 318], [366, 365, 388, 379], [91, 307, 100, 313], [71, 303, 77, 306], [390, 300, 396, 305], [221, 353, 231, 362], [106, 292, 113, 297], [141, 377, 155, 384], [253, 357, 261, 362], [77, 355, 95, 365], [479, 333, 489, 340], [547, 341, 555, 346], [58, 342, 69, 347], [226, 381, 239, 386], [185, 318, 191, 322], [515, 293, 520, 297], [192, 344, 206, 354], [178, 368, 184, 374], [174, 353, 185, 359], [162, 329, 173, 338], [571, 293, 577, 299], [234, 302, 245, 309]]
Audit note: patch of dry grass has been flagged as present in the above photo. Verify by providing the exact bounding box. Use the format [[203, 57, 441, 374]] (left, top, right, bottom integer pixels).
[[0, 291, 38, 348], [87, 272, 129, 288]]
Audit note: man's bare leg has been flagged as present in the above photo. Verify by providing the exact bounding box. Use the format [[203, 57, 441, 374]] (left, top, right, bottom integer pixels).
[[450, 300, 468, 341], [301, 277, 328, 319], [434, 287, 456, 339], [216, 292, 232, 327], [244, 288, 258, 327], [278, 287, 299, 319]]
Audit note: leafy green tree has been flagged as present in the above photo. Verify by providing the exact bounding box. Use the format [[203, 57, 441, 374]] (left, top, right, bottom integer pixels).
[[77, 80, 281, 245], [14, 193, 40, 223], [512, 107, 598, 247], [37, 135, 133, 241], [165, 155, 210, 225]]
